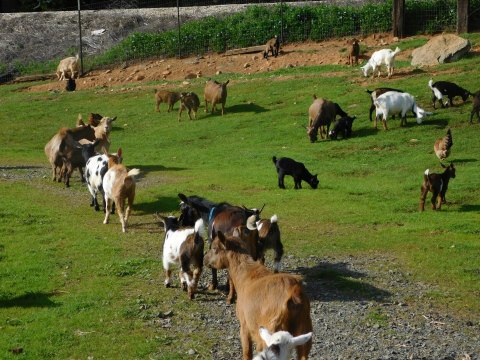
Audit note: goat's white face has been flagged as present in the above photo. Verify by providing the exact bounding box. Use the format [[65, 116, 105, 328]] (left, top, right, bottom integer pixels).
[[258, 327, 312, 360], [361, 64, 369, 77]]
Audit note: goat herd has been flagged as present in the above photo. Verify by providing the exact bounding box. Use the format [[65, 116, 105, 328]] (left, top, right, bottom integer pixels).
[[44, 40, 480, 359]]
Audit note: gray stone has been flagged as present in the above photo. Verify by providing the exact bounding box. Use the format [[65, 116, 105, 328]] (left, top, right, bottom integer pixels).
[[411, 34, 471, 66]]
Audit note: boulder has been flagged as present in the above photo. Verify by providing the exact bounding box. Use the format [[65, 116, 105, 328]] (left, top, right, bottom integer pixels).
[[411, 34, 470, 66]]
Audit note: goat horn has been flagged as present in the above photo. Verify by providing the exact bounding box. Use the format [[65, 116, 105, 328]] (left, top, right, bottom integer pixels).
[[258, 203, 266, 213]]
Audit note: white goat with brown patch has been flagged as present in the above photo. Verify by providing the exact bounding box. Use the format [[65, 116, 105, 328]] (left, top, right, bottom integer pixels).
[[102, 155, 140, 233]]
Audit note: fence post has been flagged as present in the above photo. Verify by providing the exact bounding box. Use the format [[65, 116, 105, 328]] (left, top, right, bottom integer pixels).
[[280, 0, 284, 44], [177, 0, 181, 58], [392, 0, 405, 38], [457, 0, 469, 34], [77, 0, 84, 76]]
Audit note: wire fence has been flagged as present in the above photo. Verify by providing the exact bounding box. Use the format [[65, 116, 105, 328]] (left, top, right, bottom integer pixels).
[[1, 0, 480, 80]]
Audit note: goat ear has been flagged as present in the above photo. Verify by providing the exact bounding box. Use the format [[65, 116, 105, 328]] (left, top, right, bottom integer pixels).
[[312, 94, 317, 100], [258, 327, 272, 344], [178, 193, 188, 202], [217, 231, 227, 245], [290, 332, 313, 347], [117, 148, 122, 157], [440, 163, 447, 168], [111, 117, 117, 122], [224, 80, 230, 85]]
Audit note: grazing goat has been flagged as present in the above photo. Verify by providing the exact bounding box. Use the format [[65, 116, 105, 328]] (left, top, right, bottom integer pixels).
[[306, 95, 348, 142], [272, 156, 318, 190], [158, 215, 206, 300], [204, 232, 313, 360], [253, 328, 313, 360], [85, 148, 123, 211], [348, 38, 360, 66], [366, 88, 405, 122], [56, 54, 80, 81], [79, 116, 116, 154], [361, 47, 401, 78], [60, 138, 100, 187], [419, 163, 456, 211], [329, 115, 356, 140], [374, 91, 431, 129], [178, 92, 200, 121], [204, 79, 229, 115], [263, 36, 280, 59], [470, 91, 480, 123], [103, 158, 140, 233], [178, 193, 263, 290], [428, 79, 471, 109], [154, 90, 181, 112], [434, 128, 453, 161], [45, 124, 96, 182]]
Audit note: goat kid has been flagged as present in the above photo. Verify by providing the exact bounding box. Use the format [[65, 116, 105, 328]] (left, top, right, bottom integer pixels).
[[154, 90, 181, 112], [254, 214, 283, 273], [348, 38, 360, 66], [361, 47, 401, 78], [204, 232, 313, 360], [178, 92, 200, 121], [158, 215, 206, 300], [263, 36, 280, 59], [85, 148, 123, 211], [329, 115, 356, 140], [60, 138, 100, 187], [428, 79, 471, 109], [273, 156, 318, 190], [374, 91, 431, 129], [419, 163, 456, 211], [103, 158, 140, 232], [253, 328, 313, 360]]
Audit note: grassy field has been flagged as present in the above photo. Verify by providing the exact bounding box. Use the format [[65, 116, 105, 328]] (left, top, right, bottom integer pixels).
[[1, 35, 480, 359]]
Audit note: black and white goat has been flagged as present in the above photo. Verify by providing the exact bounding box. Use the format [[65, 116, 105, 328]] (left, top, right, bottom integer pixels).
[[428, 79, 471, 109], [157, 215, 206, 300]]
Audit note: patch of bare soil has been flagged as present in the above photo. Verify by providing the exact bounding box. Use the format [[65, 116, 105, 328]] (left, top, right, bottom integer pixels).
[[25, 33, 423, 93]]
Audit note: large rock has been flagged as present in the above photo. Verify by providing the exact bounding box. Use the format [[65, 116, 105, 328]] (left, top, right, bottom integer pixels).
[[411, 33, 470, 66]]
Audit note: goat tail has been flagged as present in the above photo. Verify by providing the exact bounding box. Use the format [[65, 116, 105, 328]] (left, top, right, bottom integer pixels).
[[366, 89, 373, 95], [270, 214, 278, 223], [272, 156, 277, 165], [127, 168, 140, 177], [424, 169, 431, 185], [392, 46, 401, 56]]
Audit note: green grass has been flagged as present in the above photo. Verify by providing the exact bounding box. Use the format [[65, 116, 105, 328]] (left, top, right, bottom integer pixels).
[[1, 34, 480, 358]]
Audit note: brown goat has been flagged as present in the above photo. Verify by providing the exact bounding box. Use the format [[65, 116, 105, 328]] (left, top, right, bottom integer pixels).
[[348, 38, 360, 66], [256, 214, 284, 273], [306, 95, 348, 142], [155, 90, 181, 112], [79, 116, 116, 154], [76, 113, 103, 127], [263, 36, 280, 59], [204, 79, 229, 115], [178, 92, 200, 121], [204, 232, 313, 360], [470, 91, 480, 123], [420, 163, 456, 211], [45, 124, 96, 182]]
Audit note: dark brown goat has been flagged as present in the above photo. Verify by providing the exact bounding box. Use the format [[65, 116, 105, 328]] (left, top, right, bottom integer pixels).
[[60, 138, 100, 187], [306, 95, 348, 142], [204, 232, 313, 360], [420, 163, 456, 211], [348, 38, 360, 66], [178, 92, 200, 121], [263, 36, 280, 59], [155, 90, 181, 112], [470, 91, 480, 123]]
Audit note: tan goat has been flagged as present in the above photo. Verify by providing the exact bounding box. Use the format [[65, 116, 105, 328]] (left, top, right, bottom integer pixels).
[[204, 232, 313, 360], [102, 155, 140, 233], [154, 90, 181, 112], [79, 116, 116, 154], [56, 54, 80, 81], [204, 79, 229, 115]]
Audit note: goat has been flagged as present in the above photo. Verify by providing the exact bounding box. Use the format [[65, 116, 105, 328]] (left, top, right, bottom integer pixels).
[[374, 91, 431, 130], [204, 231, 313, 360], [348, 38, 360, 66], [272, 156, 318, 190], [45, 124, 96, 182], [366, 88, 405, 122], [56, 54, 80, 81], [157, 215, 205, 300], [263, 36, 280, 59], [204, 79, 229, 115], [434, 128, 453, 161], [178, 92, 200, 121], [253, 328, 313, 360], [306, 95, 348, 142], [66, 78, 76, 91], [420, 163, 456, 211], [177, 193, 263, 290], [470, 91, 480, 123], [85, 148, 123, 211], [328, 115, 356, 140], [76, 113, 103, 127], [154, 90, 181, 112], [253, 214, 283, 273], [79, 116, 116, 154], [428, 79, 471, 109], [361, 47, 401, 78], [102, 158, 140, 233], [60, 138, 100, 187]]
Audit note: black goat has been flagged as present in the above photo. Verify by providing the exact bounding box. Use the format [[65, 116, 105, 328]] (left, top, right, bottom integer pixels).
[[419, 163, 456, 211], [469, 91, 480, 123], [272, 156, 318, 189], [428, 80, 471, 109], [329, 115, 356, 140]]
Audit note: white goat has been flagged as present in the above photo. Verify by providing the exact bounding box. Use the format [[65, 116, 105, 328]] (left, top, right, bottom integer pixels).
[[361, 47, 401, 78], [253, 327, 313, 360], [56, 54, 80, 81], [374, 91, 432, 130], [159, 216, 206, 299]]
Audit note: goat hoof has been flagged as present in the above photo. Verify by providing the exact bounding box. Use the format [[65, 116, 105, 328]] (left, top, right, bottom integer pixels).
[[208, 283, 217, 291]]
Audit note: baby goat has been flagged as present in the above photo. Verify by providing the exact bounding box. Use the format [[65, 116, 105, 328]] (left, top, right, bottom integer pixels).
[[272, 156, 318, 190], [348, 38, 360, 66], [419, 163, 456, 211], [253, 327, 313, 360], [428, 79, 471, 109], [329, 115, 356, 140], [263, 36, 280, 59], [158, 215, 205, 300]]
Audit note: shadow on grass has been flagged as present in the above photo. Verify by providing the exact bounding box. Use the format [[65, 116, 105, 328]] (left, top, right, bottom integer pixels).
[[422, 118, 450, 127], [0, 165, 44, 170], [0, 291, 61, 308], [452, 158, 477, 164], [457, 204, 480, 212], [353, 126, 378, 138], [127, 164, 187, 176], [296, 261, 391, 302], [134, 195, 180, 215], [225, 103, 268, 114]]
